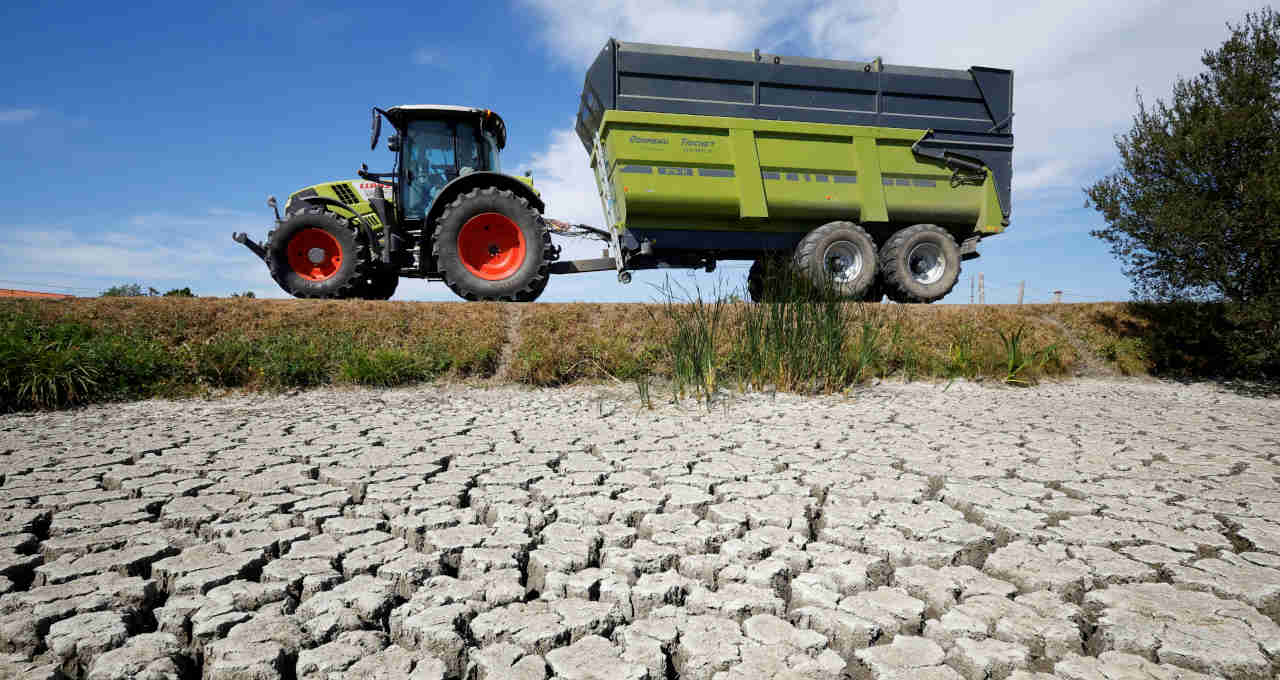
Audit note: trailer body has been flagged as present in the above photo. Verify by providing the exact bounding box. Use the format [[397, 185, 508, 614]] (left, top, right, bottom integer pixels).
[[575, 40, 1014, 256]]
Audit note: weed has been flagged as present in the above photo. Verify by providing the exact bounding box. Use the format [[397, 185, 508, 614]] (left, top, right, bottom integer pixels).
[[340, 347, 443, 387], [193, 337, 258, 387], [850, 313, 884, 384], [998, 326, 1034, 385], [998, 325, 1062, 386], [258, 333, 332, 389], [634, 372, 654, 409], [731, 265, 854, 393], [658, 277, 729, 406], [945, 321, 980, 380], [15, 341, 99, 409]]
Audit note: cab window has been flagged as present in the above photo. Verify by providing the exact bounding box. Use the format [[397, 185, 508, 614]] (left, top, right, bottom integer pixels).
[[402, 120, 455, 220], [456, 121, 482, 175], [482, 130, 502, 173]]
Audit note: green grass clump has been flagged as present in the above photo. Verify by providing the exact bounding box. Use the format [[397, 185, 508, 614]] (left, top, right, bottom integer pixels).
[[339, 345, 451, 387], [0, 298, 505, 411], [0, 312, 182, 410], [660, 279, 730, 405]]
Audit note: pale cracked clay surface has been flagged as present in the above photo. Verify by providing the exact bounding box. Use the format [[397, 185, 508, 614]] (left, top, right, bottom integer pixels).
[[0, 378, 1277, 679]]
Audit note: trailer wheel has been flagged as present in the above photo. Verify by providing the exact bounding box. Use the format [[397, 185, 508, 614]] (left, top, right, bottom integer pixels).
[[747, 256, 791, 302], [793, 221, 877, 299], [879, 224, 961, 303], [432, 187, 550, 301], [862, 277, 885, 303], [266, 209, 368, 299]]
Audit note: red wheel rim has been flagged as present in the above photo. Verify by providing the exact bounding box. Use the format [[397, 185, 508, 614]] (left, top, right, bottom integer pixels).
[[287, 228, 343, 281], [457, 212, 527, 281]]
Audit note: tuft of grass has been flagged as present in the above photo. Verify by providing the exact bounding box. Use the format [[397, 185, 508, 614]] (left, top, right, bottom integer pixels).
[[192, 337, 258, 388], [634, 372, 654, 410], [659, 278, 730, 406], [998, 326, 1034, 385], [339, 344, 451, 387], [731, 266, 853, 394]]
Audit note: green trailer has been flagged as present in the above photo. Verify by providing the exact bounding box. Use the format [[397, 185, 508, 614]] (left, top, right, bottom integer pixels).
[[571, 39, 1015, 302]]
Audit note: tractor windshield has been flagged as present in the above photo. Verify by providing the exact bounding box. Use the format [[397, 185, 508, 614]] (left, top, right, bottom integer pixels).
[[402, 120, 456, 220], [401, 118, 496, 220]]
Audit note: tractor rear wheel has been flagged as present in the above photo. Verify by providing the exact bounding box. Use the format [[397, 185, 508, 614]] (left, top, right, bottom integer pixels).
[[878, 224, 961, 303], [432, 187, 550, 302], [266, 209, 368, 299], [793, 221, 877, 299]]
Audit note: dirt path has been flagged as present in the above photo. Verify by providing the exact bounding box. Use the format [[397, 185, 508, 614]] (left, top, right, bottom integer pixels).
[[493, 302, 525, 382]]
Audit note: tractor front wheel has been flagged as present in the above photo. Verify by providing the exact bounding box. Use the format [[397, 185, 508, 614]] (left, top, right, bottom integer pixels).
[[266, 209, 368, 299], [432, 188, 550, 301]]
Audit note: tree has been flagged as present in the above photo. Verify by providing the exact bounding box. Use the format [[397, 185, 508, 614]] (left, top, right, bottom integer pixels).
[[162, 287, 196, 297], [100, 283, 146, 297], [1086, 8, 1280, 373]]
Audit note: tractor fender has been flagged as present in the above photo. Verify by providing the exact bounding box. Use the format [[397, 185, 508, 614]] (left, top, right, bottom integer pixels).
[[425, 172, 546, 228], [289, 196, 382, 260]]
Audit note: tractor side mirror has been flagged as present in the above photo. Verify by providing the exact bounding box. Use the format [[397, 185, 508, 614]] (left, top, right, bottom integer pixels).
[[370, 109, 382, 151]]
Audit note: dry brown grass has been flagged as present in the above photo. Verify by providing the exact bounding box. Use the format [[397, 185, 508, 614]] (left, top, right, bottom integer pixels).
[[515, 302, 1084, 388], [11, 297, 505, 376], [511, 304, 672, 385], [3, 297, 1166, 411]]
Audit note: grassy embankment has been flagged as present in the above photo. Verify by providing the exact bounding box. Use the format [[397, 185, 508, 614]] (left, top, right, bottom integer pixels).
[[1, 289, 1267, 411]]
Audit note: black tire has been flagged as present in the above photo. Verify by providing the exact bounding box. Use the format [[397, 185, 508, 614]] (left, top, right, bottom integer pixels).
[[879, 224, 961, 303], [266, 209, 369, 299], [862, 277, 886, 303], [432, 187, 550, 302], [353, 267, 399, 300], [511, 272, 549, 302], [747, 258, 768, 303], [792, 221, 877, 299], [747, 256, 790, 303]]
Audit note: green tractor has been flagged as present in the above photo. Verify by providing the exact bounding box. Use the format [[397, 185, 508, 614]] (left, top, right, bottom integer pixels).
[[234, 106, 555, 301]]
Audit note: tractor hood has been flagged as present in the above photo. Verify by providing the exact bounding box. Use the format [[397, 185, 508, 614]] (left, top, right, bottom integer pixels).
[[285, 179, 394, 217]]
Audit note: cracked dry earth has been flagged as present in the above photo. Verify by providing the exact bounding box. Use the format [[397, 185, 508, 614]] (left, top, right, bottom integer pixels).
[[0, 380, 1277, 680]]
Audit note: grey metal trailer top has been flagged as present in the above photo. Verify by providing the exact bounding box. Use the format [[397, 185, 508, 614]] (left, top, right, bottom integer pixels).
[[576, 39, 1015, 219]]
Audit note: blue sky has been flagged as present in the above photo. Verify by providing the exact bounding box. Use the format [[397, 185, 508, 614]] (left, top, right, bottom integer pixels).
[[0, 0, 1263, 303]]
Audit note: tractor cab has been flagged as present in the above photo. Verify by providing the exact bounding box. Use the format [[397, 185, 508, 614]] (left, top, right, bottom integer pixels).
[[367, 105, 508, 223]]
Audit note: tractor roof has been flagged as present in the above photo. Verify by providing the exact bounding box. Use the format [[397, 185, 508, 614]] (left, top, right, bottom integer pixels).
[[384, 105, 506, 148]]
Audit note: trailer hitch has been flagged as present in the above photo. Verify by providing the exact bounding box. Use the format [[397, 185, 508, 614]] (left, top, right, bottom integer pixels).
[[232, 232, 268, 262]]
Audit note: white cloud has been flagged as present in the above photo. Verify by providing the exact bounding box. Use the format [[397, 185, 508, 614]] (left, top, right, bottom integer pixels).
[[517, 0, 803, 67], [0, 209, 283, 297], [0, 108, 38, 124]]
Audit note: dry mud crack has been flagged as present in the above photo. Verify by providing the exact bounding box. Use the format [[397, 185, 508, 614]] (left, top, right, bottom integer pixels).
[[0, 379, 1277, 679]]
